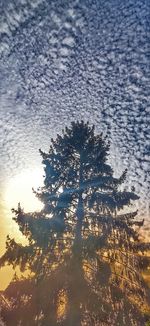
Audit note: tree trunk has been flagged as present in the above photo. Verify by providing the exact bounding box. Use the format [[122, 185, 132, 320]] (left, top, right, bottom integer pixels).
[[69, 161, 84, 326], [74, 160, 84, 248]]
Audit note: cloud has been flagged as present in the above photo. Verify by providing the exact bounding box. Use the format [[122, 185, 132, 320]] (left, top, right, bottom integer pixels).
[[0, 0, 149, 224]]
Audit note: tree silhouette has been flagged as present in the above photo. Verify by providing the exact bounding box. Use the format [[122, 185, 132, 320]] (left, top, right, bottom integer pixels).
[[0, 121, 150, 326]]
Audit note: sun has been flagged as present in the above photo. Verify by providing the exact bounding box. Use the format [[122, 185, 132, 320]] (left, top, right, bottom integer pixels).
[[4, 168, 44, 212]]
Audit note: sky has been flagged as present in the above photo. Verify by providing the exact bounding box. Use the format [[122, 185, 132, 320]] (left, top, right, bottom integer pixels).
[[0, 0, 150, 268]]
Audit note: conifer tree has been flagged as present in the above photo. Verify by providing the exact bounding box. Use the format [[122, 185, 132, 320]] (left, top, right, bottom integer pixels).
[[0, 121, 150, 326]]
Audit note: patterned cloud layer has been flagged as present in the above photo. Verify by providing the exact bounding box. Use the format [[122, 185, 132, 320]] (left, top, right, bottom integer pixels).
[[0, 0, 149, 229]]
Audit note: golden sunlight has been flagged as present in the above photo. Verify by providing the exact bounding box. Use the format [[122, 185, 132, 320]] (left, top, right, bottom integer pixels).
[[4, 168, 44, 212], [0, 168, 44, 290]]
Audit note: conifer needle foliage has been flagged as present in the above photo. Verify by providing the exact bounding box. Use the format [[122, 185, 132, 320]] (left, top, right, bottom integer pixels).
[[1, 121, 150, 326]]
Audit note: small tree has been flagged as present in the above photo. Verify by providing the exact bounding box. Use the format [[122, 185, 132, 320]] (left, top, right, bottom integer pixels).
[[1, 121, 150, 326]]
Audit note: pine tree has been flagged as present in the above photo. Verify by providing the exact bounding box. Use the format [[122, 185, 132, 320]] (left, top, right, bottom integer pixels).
[[0, 121, 150, 326]]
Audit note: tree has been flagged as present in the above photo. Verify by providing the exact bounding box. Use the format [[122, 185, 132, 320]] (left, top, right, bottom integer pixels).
[[0, 121, 150, 326]]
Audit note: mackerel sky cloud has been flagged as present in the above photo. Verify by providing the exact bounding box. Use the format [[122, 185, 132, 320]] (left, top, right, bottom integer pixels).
[[0, 0, 149, 231]]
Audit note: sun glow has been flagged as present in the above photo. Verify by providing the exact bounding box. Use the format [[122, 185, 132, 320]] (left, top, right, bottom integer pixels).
[[4, 168, 44, 212], [0, 168, 44, 290]]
